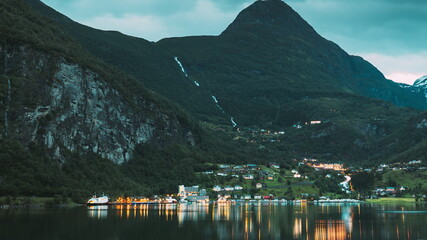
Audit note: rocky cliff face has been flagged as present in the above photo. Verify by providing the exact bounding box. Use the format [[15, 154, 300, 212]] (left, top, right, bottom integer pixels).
[[0, 44, 195, 164]]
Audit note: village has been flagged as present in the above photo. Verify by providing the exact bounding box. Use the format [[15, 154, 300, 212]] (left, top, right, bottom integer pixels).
[[186, 157, 427, 202], [97, 157, 426, 205]]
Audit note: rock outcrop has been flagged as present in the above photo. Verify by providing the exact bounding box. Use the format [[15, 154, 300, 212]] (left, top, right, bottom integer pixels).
[[0, 44, 195, 164]]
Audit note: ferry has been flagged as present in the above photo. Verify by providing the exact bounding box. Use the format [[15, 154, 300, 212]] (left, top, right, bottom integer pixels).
[[87, 195, 109, 205]]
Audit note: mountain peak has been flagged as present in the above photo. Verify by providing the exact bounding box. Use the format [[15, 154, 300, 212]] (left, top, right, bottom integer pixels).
[[221, 0, 316, 37], [413, 75, 427, 88]]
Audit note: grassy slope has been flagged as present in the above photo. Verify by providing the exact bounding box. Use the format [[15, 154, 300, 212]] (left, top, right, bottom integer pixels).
[[366, 198, 416, 203], [381, 170, 427, 191]]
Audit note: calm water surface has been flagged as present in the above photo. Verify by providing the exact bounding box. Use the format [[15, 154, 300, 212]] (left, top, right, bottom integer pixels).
[[1, 202, 427, 240]]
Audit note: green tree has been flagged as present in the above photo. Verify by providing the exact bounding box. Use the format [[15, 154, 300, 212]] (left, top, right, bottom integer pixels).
[[351, 172, 375, 195]]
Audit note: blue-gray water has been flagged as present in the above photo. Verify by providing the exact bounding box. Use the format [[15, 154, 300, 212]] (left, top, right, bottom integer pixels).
[[1, 202, 427, 240]]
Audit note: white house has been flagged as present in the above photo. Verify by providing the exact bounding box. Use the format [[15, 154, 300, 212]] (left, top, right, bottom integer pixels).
[[213, 185, 222, 192], [294, 173, 301, 178], [243, 174, 254, 180], [270, 163, 280, 169], [408, 160, 422, 165]]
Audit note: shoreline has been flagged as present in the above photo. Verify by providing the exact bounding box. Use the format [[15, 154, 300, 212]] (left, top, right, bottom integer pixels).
[[365, 197, 424, 204], [1, 196, 425, 209]]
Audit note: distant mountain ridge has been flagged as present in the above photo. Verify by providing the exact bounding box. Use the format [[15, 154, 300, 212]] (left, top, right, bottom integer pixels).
[[414, 75, 427, 88]]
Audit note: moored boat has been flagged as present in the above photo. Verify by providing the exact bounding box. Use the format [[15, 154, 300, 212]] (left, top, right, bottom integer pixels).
[[164, 196, 178, 204], [87, 195, 109, 205]]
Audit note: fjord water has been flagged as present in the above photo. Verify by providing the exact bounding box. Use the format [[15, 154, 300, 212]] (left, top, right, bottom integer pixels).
[[1, 203, 426, 240]]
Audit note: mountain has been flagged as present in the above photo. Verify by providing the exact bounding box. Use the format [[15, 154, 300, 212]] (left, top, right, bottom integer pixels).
[[20, 0, 427, 161], [158, 0, 427, 125], [413, 75, 427, 99], [414, 76, 427, 87], [0, 0, 224, 198], [0, 0, 201, 164], [3, 0, 427, 198], [21, 0, 223, 124], [396, 75, 427, 106], [24, 0, 427, 127]]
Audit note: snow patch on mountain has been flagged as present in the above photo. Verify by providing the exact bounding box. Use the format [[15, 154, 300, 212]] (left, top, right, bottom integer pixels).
[[413, 75, 427, 88], [398, 83, 411, 89], [411, 75, 427, 102]]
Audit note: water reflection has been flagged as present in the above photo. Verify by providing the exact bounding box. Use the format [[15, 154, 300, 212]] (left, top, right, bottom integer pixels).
[[83, 202, 427, 240], [178, 203, 209, 227], [87, 205, 108, 219]]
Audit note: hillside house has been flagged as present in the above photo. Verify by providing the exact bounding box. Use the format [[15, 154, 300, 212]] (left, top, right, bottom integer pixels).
[[385, 187, 396, 195], [269, 162, 280, 169], [213, 185, 222, 192], [408, 160, 422, 165], [243, 174, 254, 180]]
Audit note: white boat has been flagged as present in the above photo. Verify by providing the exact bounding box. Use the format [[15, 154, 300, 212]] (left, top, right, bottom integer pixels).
[[165, 197, 178, 204], [216, 196, 228, 204], [87, 195, 109, 205]]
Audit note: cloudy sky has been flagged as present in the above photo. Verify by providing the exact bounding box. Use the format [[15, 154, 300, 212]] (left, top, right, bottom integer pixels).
[[41, 0, 427, 84]]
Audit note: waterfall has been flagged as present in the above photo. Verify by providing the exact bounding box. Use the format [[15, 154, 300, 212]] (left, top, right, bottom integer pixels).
[[174, 57, 200, 87], [212, 95, 218, 103], [211, 95, 238, 127], [175, 58, 238, 127], [231, 117, 237, 128], [174, 57, 189, 78]]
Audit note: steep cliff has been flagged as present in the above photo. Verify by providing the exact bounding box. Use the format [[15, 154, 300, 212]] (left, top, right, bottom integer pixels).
[[0, 44, 195, 164], [0, 0, 198, 164]]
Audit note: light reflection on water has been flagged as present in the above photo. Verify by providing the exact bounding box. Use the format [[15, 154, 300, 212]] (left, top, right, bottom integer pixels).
[[82, 202, 427, 240], [3, 202, 425, 240], [87, 205, 108, 219]]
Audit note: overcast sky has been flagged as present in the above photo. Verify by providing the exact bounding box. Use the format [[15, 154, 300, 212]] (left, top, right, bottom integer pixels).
[[41, 0, 427, 84]]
